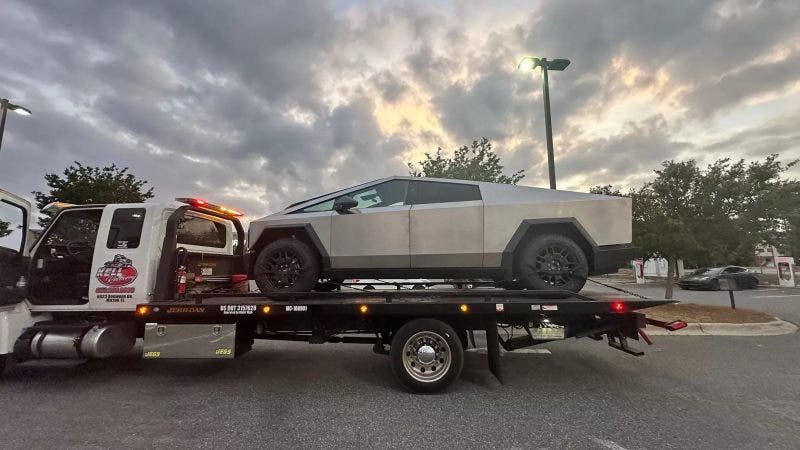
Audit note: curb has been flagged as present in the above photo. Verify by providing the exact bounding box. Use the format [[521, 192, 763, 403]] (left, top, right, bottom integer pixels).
[[646, 319, 797, 336]]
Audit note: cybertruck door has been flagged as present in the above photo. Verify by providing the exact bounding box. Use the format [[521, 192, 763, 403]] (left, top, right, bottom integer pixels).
[[330, 180, 411, 269], [0, 189, 30, 306], [407, 180, 483, 267]]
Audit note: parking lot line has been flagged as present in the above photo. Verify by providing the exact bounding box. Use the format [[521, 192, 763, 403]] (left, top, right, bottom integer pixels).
[[752, 294, 800, 298], [467, 347, 551, 354]]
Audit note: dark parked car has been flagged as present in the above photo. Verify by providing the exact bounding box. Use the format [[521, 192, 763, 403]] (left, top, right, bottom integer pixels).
[[677, 266, 759, 290]]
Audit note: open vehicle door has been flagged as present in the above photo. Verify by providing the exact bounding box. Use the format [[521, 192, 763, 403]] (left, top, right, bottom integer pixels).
[[0, 188, 31, 306]]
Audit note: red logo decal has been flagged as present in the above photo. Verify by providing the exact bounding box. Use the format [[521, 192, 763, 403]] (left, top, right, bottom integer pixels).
[[96, 254, 138, 286]]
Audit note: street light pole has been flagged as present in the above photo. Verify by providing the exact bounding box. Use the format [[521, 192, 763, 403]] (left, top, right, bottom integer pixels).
[[0, 98, 32, 155], [0, 99, 8, 153], [539, 58, 556, 189], [517, 57, 570, 190]]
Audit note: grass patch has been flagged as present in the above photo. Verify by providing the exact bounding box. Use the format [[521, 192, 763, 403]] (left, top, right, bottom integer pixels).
[[643, 302, 775, 324]]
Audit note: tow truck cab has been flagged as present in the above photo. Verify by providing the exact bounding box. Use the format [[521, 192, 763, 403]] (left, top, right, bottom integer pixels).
[[1, 189, 244, 366]]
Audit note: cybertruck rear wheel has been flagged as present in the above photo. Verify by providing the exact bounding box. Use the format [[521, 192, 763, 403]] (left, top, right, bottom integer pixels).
[[253, 238, 319, 293], [517, 234, 588, 292]]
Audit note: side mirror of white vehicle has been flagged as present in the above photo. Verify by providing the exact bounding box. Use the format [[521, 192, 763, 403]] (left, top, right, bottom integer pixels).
[[333, 195, 358, 214]]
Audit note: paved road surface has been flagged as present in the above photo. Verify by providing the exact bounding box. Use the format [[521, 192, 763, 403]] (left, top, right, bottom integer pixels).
[[2, 281, 799, 448], [2, 330, 799, 448]]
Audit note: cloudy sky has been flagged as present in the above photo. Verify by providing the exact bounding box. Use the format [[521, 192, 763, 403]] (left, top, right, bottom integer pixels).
[[1, 0, 799, 219]]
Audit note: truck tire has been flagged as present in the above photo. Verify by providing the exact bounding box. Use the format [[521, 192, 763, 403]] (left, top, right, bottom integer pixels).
[[390, 318, 464, 393], [253, 238, 319, 293], [517, 234, 588, 292]]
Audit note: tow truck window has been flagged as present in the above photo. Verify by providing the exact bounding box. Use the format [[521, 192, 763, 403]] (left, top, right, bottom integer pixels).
[[106, 208, 146, 249], [45, 209, 102, 246], [177, 215, 226, 248], [0, 200, 25, 253]]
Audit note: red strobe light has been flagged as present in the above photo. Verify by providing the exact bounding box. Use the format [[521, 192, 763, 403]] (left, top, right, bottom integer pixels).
[[611, 301, 626, 312]]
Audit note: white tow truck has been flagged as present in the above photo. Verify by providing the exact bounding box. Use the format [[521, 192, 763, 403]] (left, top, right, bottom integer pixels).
[[0, 189, 245, 364], [0, 187, 683, 393]]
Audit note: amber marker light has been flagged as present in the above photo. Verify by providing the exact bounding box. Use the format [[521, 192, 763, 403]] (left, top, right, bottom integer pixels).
[[136, 305, 149, 316], [459, 304, 469, 313], [359, 305, 369, 314], [262, 306, 271, 314]]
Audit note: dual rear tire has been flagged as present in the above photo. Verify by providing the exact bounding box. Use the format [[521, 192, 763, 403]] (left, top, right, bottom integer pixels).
[[390, 319, 464, 393]]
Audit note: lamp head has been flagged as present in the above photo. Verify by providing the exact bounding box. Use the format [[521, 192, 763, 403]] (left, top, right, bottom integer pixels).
[[517, 57, 540, 71], [9, 104, 32, 116]]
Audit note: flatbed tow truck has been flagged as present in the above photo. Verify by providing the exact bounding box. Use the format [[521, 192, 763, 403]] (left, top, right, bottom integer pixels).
[[0, 189, 684, 393]]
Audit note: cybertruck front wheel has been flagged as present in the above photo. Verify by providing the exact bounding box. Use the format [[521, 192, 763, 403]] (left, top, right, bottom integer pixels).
[[517, 234, 588, 292], [253, 238, 319, 293]]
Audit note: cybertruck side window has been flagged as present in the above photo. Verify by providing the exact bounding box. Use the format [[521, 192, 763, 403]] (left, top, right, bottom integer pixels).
[[407, 181, 481, 205], [298, 198, 335, 213], [351, 180, 409, 208], [295, 180, 410, 212]]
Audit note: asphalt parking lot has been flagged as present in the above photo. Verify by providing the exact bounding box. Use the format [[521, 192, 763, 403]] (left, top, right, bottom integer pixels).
[[1, 283, 799, 449]]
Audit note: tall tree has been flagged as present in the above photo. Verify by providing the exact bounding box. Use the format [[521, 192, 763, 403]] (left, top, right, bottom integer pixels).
[[593, 155, 799, 299], [32, 162, 155, 226], [408, 137, 525, 184], [785, 218, 800, 256]]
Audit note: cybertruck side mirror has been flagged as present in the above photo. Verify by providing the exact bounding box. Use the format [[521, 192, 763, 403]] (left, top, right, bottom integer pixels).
[[333, 195, 358, 214]]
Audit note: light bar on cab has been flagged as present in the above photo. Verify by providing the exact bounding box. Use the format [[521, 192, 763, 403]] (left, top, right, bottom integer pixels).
[[176, 197, 244, 217]]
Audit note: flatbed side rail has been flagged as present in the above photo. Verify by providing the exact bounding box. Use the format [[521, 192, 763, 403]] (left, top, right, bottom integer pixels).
[[187, 288, 604, 303]]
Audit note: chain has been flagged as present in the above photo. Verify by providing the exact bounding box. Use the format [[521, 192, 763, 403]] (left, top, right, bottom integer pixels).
[[586, 277, 650, 299]]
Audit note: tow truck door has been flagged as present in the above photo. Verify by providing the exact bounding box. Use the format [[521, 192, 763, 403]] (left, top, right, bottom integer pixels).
[[0, 189, 31, 306], [27, 206, 104, 305], [87, 204, 157, 310]]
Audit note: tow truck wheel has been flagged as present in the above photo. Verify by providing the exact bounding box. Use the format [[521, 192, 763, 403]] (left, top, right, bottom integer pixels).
[[253, 238, 320, 293], [390, 319, 464, 393]]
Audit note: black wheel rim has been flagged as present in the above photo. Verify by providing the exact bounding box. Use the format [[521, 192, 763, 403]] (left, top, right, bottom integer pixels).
[[532, 244, 579, 287], [259, 249, 303, 288]]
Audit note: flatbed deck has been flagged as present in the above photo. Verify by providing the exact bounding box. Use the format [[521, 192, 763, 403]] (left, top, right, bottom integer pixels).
[[135, 288, 681, 393]]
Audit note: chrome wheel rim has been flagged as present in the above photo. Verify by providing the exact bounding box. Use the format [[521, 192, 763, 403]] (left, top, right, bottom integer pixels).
[[401, 331, 451, 383]]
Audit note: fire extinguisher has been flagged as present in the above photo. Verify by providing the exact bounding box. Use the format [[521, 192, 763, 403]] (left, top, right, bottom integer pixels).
[[175, 247, 188, 300]]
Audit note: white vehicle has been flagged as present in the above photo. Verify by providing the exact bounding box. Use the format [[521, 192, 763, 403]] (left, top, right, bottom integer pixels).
[[0, 191, 245, 370], [248, 176, 635, 294]]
